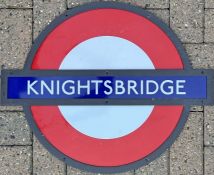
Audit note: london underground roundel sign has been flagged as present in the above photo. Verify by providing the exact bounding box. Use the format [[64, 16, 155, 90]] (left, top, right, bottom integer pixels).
[[1, 2, 214, 174]]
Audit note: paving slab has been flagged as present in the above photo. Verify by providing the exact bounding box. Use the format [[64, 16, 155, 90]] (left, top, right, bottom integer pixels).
[[67, 0, 169, 9], [135, 151, 169, 175], [205, 106, 214, 146], [170, 112, 203, 175], [0, 146, 32, 175], [147, 9, 169, 25], [0, 112, 31, 145], [33, 0, 66, 39], [0, 0, 32, 8], [0, 9, 32, 69], [205, 9, 214, 43], [170, 0, 203, 43], [33, 136, 65, 175], [0, 106, 23, 111], [184, 44, 214, 69], [204, 146, 214, 175], [205, 0, 214, 8]]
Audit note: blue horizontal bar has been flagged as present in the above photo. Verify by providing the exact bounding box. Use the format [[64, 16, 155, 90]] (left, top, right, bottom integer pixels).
[[7, 76, 207, 99]]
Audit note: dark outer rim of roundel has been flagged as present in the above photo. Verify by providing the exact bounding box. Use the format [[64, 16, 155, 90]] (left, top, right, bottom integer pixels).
[[23, 1, 191, 174]]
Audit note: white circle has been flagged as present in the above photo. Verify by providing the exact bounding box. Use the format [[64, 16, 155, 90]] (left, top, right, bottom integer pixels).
[[59, 36, 155, 139], [59, 36, 154, 69]]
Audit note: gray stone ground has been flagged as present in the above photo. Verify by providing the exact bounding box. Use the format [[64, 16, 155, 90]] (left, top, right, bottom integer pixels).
[[0, 0, 214, 174]]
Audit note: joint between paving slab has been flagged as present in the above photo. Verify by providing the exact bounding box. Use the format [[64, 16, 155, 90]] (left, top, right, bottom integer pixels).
[[204, 145, 214, 147], [144, 7, 170, 10], [0, 144, 32, 147], [0, 110, 24, 112], [66, 0, 68, 10], [191, 108, 204, 112], [168, 149, 170, 175], [203, 42, 214, 44], [65, 163, 67, 175], [203, 0, 205, 43], [67, 4, 169, 10], [182, 42, 205, 44], [31, 134, 34, 175], [0, 7, 33, 10], [31, 0, 34, 44], [169, 0, 171, 28], [184, 42, 214, 45], [190, 110, 204, 112], [203, 107, 205, 175]]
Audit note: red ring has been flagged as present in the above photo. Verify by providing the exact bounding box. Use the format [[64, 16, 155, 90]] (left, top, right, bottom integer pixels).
[[31, 9, 184, 166]]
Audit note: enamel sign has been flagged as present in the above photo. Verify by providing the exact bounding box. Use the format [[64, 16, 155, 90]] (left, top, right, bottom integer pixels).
[[1, 2, 214, 173]]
